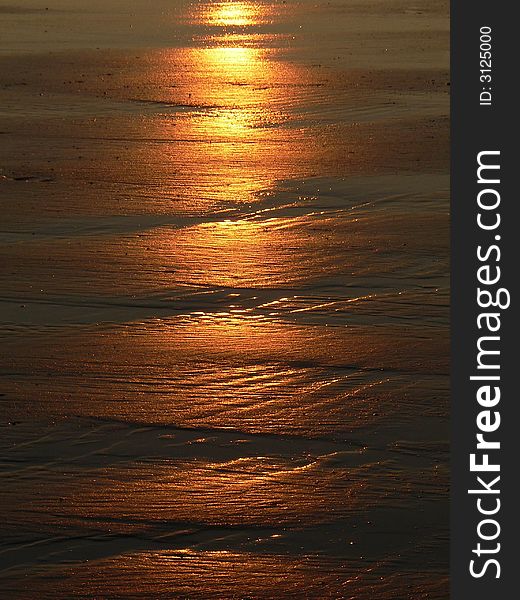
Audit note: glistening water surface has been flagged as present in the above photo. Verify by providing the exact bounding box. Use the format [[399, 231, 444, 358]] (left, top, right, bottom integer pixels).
[[0, 1, 449, 598]]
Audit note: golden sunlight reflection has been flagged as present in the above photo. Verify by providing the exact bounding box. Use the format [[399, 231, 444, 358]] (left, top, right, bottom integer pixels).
[[158, 218, 311, 288], [156, 7, 302, 277], [147, 43, 298, 206], [207, 45, 259, 75], [23, 548, 449, 599], [60, 454, 371, 527], [189, 45, 277, 106], [199, 1, 265, 27]]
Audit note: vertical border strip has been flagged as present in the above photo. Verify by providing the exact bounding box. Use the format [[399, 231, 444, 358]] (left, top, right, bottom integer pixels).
[[451, 1, 516, 595]]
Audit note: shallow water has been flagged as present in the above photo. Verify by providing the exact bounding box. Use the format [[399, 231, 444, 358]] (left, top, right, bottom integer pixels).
[[0, 1, 449, 597]]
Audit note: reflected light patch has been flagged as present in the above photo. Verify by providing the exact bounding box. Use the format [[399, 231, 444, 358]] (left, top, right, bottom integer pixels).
[[205, 2, 264, 27], [149, 45, 292, 205], [209, 45, 258, 67]]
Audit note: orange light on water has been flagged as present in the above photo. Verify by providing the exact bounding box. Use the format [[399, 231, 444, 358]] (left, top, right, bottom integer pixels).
[[145, 43, 292, 205]]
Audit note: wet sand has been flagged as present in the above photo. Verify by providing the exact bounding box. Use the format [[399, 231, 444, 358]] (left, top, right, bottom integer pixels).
[[0, 1, 449, 598]]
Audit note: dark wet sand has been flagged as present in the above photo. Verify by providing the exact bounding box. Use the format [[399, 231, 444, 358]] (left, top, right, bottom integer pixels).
[[0, 1, 449, 598]]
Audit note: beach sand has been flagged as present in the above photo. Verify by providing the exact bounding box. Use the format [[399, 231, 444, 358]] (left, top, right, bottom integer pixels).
[[0, 1, 449, 598]]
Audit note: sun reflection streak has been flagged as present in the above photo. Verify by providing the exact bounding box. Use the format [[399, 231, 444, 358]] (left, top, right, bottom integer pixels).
[[151, 4, 306, 353], [150, 42, 293, 205], [199, 1, 265, 27]]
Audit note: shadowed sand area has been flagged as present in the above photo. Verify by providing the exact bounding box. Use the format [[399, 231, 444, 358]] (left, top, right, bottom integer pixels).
[[0, 1, 449, 598]]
